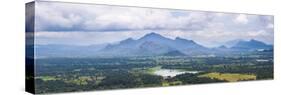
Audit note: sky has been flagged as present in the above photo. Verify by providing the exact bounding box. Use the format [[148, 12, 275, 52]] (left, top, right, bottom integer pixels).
[[32, 1, 274, 47]]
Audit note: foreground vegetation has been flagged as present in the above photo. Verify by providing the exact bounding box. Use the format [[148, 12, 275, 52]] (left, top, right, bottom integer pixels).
[[30, 51, 273, 94]]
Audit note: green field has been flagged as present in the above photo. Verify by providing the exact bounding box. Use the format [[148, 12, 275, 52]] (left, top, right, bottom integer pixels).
[[36, 76, 58, 81], [198, 72, 256, 82]]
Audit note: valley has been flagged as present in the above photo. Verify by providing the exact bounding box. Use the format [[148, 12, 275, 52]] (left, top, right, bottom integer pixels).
[[31, 51, 273, 93]]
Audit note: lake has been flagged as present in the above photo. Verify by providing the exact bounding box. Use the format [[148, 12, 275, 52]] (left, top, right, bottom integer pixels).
[[153, 69, 199, 77]]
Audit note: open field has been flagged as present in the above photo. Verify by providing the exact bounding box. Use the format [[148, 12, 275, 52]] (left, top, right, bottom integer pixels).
[[198, 72, 256, 82]]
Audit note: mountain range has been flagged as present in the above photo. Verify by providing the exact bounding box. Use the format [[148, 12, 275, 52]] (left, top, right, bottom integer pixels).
[[34, 32, 273, 57]]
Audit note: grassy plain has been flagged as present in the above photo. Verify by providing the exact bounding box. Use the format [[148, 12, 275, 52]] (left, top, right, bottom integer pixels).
[[198, 72, 256, 82]]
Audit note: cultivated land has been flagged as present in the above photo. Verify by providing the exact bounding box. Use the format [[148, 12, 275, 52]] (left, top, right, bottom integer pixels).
[[198, 72, 256, 82]]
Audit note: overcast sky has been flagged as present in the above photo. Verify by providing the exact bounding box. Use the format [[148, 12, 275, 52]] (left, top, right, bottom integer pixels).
[[32, 1, 274, 47]]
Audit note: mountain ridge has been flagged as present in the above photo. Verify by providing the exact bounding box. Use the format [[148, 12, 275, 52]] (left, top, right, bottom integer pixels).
[[34, 33, 273, 57], [99, 32, 206, 56]]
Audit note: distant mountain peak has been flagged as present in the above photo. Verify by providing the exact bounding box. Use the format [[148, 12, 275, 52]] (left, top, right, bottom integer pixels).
[[147, 32, 159, 35], [249, 39, 260, 43], [125, 38, 134, 40], [175, 37, 192, 41], [249, 39, 255, 41], [231, 39, 272, 50], [98, 32, 208, 56], [143, 32, 163, 38], [175, 37, 184, 40], [237, 39, 264, 45], [120, 38, 135, 43], [175, 37, 196, 44]]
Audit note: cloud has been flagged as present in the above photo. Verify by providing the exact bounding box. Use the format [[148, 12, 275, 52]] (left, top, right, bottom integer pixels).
[[35, 31, 152, 45], [33, 1, 274, 47], [234, 14, 249, 24], [35, 2, 215, 31], [35, 2, 273, 32], [267, 23, 274, 29]]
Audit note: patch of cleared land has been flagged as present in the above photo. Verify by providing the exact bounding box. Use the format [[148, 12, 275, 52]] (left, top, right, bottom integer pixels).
[[36, 76, 58, 81], [147, 66, 162, 74], [198, 72, 256, 82]]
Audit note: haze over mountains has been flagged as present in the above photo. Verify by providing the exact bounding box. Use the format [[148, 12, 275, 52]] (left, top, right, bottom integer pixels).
[[34, 32, 273, 58]]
